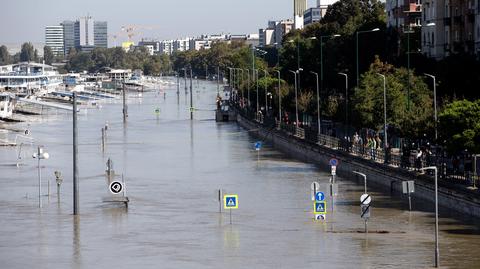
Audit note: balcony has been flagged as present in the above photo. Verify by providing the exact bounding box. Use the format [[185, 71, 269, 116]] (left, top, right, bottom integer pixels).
[[404, 3, 422, 13]]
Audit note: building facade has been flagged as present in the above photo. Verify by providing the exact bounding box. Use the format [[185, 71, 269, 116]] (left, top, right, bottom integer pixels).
[[422, 0, 477, 59], [304, 7, 327, 26], [476, 0, 480, 57], [45, 26, 64, 57], [94, 21, 108, 48], [79, 16, 94, 47], [62, 20, 80, 55], [387, 0, 422, 29], [294, 0, 308, 29]]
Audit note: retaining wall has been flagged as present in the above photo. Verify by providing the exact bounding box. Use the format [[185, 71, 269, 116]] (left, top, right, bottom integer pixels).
[[237, 114, 480, 218]]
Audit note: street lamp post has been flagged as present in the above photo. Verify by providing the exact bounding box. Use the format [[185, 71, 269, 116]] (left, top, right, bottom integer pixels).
[[275, 70, 281, 129], [255, 69, 259, 113], [227, 67, 232, 88], [377, 73, 388, 163], [405, 27, 415, 111], [424, 73, 438, 141], [338, 73, 349, 137], [356, 28, 380, 86], [420, 166, 440, 268], [319, 35, 340, 95], [310, 71, 321, 135], [262, 69, 268, 115], [353, 171, 367, 193], [33, 146, 49, 208], [246, 69, 250, 108], [289, 70, 299, 126]]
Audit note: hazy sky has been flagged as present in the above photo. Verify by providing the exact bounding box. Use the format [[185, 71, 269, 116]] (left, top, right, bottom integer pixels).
[[1, 0, 330, 45]]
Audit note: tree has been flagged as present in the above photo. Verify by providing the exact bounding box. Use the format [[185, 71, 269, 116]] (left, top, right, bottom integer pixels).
[[352, 57, 433, 138], [43, 46, 54, 65], [20, 42, 35, 62], [0, 45, 11, 65], [438, 100, 480, 154]]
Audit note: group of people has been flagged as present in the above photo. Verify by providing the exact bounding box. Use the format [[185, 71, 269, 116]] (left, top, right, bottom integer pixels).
[[352, 132, 383, 161]]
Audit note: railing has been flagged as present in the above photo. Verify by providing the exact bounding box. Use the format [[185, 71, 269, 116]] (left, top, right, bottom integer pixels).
[[232, 101, 480, 191]]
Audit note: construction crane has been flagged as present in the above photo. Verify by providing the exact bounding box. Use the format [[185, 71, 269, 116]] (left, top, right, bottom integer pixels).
[[120, 25, 160, 43]]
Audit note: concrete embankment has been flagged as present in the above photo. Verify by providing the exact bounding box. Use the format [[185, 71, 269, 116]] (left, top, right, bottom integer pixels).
[[236, 114, 480, 218]]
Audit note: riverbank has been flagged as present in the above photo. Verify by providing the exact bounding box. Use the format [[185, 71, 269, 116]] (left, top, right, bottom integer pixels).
[[236, 111, 480, 218]]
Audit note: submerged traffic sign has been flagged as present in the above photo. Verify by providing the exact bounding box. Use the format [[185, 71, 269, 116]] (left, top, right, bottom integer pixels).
[[314, 201, 327, 214], [224, 194, 238, 209], [109, 181, 124, 194], [315, 192, 325, 201], [360, 194, 372, 205], [254, 141, 262, 151], [329, 158, 339, 166]]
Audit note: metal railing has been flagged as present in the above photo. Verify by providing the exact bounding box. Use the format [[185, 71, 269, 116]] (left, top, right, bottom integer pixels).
[[232, 102, 480, 192]]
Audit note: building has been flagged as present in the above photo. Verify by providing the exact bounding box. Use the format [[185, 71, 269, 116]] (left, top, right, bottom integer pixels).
[[303, 7, 327, 26], [258, 19, 294, 47], [45, 26, 64, 57], [62, 20, 80, 55], [386, 0, 422, 29], [294, 0, 308, 30], [259, 28, 275, 47], [139, 40, 160, 52], [173, 38, 191, 52], [159, 40, 174, 55], [245, 34, 260, 47], [94, 21, 108, 48], [422, 0, 476, 59], [79, 16, 94, 47], [476, 0, 480, 57]]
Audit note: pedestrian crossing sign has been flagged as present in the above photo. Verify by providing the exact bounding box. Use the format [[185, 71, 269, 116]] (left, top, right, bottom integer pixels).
[[224, 194, 238, 209], [314, 201, 327, 214]]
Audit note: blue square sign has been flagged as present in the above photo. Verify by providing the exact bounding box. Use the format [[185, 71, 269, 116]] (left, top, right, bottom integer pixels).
[[314, 201, 327, 214]]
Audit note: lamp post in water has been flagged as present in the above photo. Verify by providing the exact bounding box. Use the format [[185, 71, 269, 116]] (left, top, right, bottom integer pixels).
[[33, 146, 49, 208]]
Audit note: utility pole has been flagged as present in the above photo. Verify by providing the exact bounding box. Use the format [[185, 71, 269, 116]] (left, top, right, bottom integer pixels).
[[184, 68, 187, 93], [190, 69, 193, 120], [122, 81, 127, 123], [176, 72, 180, 95], [73, 92, 79, 215]]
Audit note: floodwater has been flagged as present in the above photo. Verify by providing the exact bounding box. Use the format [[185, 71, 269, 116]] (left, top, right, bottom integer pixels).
[[1, 80, 480, 269]]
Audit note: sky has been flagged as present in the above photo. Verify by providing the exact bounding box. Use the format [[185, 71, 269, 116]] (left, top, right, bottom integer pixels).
[[0, 0, 330, 46]]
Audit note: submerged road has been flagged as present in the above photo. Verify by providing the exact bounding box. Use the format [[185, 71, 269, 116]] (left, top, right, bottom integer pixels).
[[1, 79, 480, 269]]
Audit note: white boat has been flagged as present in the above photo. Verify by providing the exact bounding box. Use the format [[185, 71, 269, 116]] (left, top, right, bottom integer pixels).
[[0, 62, 63, 94]]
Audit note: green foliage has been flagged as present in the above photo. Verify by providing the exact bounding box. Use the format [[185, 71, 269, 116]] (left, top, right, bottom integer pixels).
[[352, 57, 433, 138], [20, 42, 37, 62], [43, 46, 54, 65], [438, 100, 480, 154], [65, 47, 171, 75], [298, 91, 314, 113], [279, 0, 388, 117], [172, 42, 266, 78], [0, 45, 11, 65]]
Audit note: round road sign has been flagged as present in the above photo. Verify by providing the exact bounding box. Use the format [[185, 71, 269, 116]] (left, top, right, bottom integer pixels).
[[109, 181, 124, 194], [360, 193, 372, 205], [330, 158, 339, 166]]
